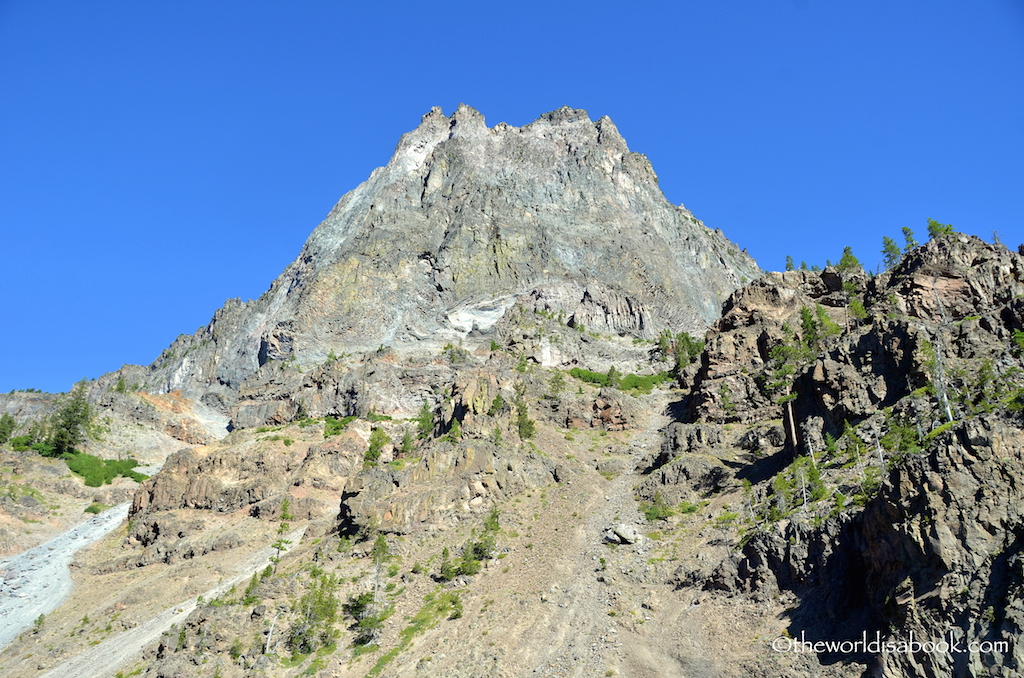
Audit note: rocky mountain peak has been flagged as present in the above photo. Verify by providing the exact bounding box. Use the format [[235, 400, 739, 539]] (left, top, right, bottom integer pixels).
[[140, 106, 759, 411]]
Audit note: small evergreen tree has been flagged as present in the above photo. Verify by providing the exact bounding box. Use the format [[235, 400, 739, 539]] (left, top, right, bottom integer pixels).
[[366, 427, 389, 464], [416, 400, 434, 440], [399, 429, 413, 456], [548, 371, 566, 395], [512, 383, 535, 440], [675, 332, 704, 368], [881, 236, 902, 270], [287, 570, 341, 654], [606, 365, 621, 389], [816, 303, 841, 338], [0, 413, 16, 445], [763, 325, 813, 450], [785, 255, 795, 271], [487, 393, 506, 417], [516, 400, 535, 439], [444, 417, 462, 443], [902, 226, 918, 252], [850, 298, 868, 323], [836, 246, 860, 274], [927, 218, 954, 238], [800, 307, 820, 352]]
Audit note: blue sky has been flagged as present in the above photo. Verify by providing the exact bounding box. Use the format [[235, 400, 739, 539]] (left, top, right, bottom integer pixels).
[[2, 1, 1022, 393]]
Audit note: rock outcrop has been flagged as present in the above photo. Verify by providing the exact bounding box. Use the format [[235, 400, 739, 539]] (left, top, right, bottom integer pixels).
[[664, 234, 1024, 677]]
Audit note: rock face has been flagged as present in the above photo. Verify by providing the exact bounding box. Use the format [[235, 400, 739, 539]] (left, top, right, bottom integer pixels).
[[138, 105, 758, 413], [663, 234, 1024, 677], [0, 392, 57, 423]]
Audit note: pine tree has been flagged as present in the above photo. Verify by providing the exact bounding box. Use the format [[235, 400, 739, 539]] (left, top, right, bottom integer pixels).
[[0, 413, 15, 445], [763, 325, 812, 450], [800, 307, 820, 352], [49, 382, 92, 456], [416, 400, 434, 439], [606, 365, 621, 389], [836, 246, 861, 274], [366, 427, 389, 463], [902, 226, 918, 253], [881, 236, 902, 270], [512, 383, 535, 439], [399, 429, 413, 456], [927, 218, 955, 239]]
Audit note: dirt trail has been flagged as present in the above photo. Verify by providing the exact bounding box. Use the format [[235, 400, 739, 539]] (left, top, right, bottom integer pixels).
[[36, 525, 307, 678], [0, 503, 130, 651]]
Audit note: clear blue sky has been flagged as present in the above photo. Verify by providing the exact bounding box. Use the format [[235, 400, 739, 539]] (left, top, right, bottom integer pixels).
[[2, 1, 1022, 393]]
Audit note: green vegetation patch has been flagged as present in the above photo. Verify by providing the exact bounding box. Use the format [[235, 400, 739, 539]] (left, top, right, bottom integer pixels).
[[618, 372, 674, 393], [63, 452, 147, 487], [323, 415, 357, 438], [569, 367, 611, 387], [569, 367, 673, 394]]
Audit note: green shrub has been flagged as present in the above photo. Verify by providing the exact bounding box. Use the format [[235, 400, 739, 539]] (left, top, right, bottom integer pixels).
[[441, 592, 463, 620], [487, 394, 506, 417], [63, 452, 146, 487], [569, 367, 609, 387], [569, 367, 673, 393], [641, 492, 674, 521], [618, 372, 673, 394], [324, 415, 357, 438], [442, 344, 471, 364], [31, 441, 56, 457], [678, 501, 700, 514]]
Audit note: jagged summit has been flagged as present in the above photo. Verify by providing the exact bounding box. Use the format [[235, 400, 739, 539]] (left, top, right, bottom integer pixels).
[[140, 105, 759, 410]]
